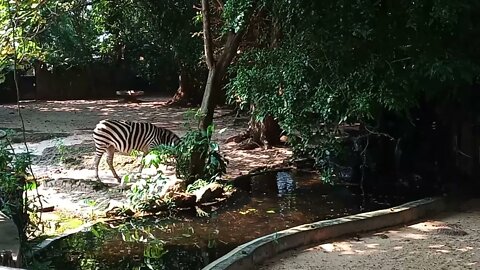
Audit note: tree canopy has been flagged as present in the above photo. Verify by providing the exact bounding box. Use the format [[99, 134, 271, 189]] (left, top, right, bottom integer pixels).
[[2, 0, 480, 184], [229, 0, 480, 170]]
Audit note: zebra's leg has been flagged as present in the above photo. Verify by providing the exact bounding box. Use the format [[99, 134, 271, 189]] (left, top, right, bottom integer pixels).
[[106, 146, 121, 183], [93, 150, 104, 181]]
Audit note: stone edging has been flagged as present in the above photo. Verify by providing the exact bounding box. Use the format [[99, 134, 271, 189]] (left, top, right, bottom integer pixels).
[[202, 197, 447, 270], [33, 220, 101, 252]]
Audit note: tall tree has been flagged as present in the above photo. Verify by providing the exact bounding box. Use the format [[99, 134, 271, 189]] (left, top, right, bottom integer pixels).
[[229, 0, 480, 182], [198, 0, 253, 130], [0, 0, 46, 80], [35, 0, 203, 100]]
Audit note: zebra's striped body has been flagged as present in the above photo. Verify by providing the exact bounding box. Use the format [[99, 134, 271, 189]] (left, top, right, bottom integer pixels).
[[93, 119, 180, 182]]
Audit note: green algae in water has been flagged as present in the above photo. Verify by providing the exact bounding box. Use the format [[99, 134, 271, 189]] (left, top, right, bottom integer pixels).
[[35, 220, 235, 270]]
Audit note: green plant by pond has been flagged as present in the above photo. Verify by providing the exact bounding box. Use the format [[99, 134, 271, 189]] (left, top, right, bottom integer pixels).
[[125, 111, 228, 213], [0, 135, 41, 238]]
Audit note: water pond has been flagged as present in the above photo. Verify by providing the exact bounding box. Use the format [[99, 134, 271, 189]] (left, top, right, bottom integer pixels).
[[35, 171, 420, 270]]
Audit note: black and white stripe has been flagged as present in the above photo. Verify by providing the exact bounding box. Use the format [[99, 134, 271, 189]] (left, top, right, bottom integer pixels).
[[93, 119, 180, 182]]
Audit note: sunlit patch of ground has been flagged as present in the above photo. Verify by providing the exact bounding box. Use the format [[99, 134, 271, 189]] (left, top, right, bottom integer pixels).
[[1, 97, 292, 180], [1, 97, 293, 221], [261, 200, 480, 270]]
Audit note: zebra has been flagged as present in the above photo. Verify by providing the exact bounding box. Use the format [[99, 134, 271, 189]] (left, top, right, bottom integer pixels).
[[93, 119, 181, 182]]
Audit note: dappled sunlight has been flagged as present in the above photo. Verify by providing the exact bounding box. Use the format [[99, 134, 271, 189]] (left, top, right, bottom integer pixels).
[[38, 106, 83, 112], [306, 241, 388, 256], [1, 97, 294, 217], [1, 97, 191, 134], [263, 209, 480, 270], [409, 220, 450, 232], [223, 143, 292, 179], [384, 230, 428, 240]]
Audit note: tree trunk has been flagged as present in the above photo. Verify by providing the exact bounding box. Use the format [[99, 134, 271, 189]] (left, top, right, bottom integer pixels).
[[198, 0, 246, 130], [199, 68, 220, 130], [249, 114, 282, 147], [186, 0, 250, 183], [228, 103, 283, 149], [187, 68, 221, 185], [167, 68, 201, 106]]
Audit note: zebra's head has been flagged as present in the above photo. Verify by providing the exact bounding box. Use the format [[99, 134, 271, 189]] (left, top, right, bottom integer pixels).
[[170, 132, 181, 146], [152, 127, 181, 147]]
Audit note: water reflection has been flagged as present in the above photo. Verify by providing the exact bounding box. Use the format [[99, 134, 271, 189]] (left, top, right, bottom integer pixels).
[[36, 172, 417, 270], [276, 171, 295, 196], [37, 221, 232, 270]]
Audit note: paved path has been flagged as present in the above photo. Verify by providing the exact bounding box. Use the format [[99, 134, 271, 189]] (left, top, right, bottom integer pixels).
[[261, 200, 480, 270]]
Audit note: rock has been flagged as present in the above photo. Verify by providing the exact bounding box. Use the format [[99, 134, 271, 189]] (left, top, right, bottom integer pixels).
[[104, 200, 134, 217], [170, 193, 196, 208], [106, 199, 125, 210], [148, 200, 169, 213], [105, 206, 134, 218], [159, 179, 186, 198], [280, 135, 289, 143], [193, 182, 224, 203]]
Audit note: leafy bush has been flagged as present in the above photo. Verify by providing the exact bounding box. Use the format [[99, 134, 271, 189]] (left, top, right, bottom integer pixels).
[[146, 111, 228, 183], [128, 174, 169, 211], [174, 125, 228, 182], [126, 111, 228, 211], [228, 1, 480, 182], [0, 138, 39, 241]]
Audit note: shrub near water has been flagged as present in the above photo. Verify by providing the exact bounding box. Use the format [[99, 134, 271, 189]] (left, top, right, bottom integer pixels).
[[127, 124, 228, 212], [0, 136, 43, 246], [173, 125, 228, 183]]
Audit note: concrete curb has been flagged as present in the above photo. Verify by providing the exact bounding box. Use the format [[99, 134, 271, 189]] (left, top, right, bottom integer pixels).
[[33, 220, 100, 252], [203, 197, 447, 270]]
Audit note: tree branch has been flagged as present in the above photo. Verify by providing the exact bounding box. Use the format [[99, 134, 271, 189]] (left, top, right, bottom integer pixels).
[[214, 0, 224, 10], [201, 0, 215, 69], [217, 30, 244, 78]]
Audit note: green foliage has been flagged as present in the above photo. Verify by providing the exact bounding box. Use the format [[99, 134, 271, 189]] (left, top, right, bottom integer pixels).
[[0, 140, 30, 215], [126, 111, 228, 212], [0, 136, 43, 245], [223, 0, 254, 33], [1, 0, 203, 90], [142, 145, 176, 170], [126, 112, 228, 211], [128, 174, 168, 211], [53, 138, 68, 164], [37, 0, 203, 81], [228, 0, 480, 179], [125, 145, 177, 211], [0, 0, 45, 77], [145, 111, 228, 183], [38, 1, 111, 68], [174, 124, 228, 182]]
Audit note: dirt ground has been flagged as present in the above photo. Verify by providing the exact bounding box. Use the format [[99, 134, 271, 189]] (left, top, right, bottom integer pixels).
[[0, 97, 292, 217], [0, 97, 292, 181], [261, 200, 480, 270]]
